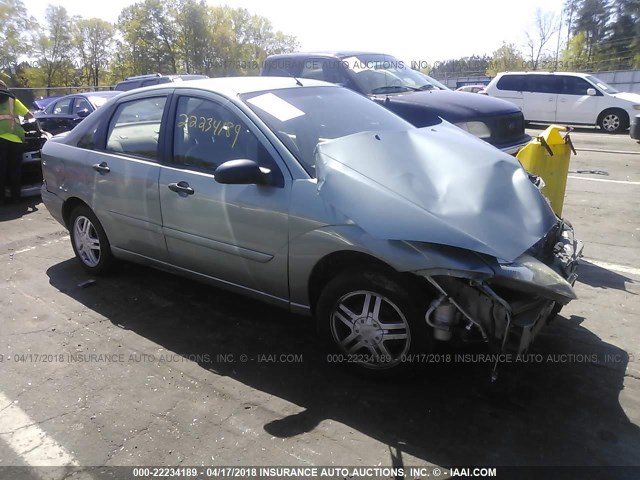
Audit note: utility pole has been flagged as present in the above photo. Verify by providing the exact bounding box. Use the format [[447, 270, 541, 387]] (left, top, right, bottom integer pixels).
[[555, 9, 563, 71]]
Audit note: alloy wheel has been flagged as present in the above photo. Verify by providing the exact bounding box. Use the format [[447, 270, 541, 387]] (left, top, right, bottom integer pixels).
[[73, 215, 101, 268], [330, 290, 411, 369]]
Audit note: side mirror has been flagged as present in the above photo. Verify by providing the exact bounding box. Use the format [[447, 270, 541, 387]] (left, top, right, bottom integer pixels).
[[214, 159, 272, 185], [586, 88, 597, 96], [76, 109, 91, 118]]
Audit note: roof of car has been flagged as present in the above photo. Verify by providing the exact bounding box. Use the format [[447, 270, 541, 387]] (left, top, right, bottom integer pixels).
[[499, 71, 591, 77], [122, 76, 337, 96], [83, 91, 121, 98], [266, 51, 392, 60], [49, 91, 120, 101]]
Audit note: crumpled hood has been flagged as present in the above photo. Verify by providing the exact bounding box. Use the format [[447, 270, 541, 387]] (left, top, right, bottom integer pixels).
[[315, 122, 558, 263]]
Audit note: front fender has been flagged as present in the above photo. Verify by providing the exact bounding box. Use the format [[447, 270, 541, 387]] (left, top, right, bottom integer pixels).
[[288, 226, 496, 309]]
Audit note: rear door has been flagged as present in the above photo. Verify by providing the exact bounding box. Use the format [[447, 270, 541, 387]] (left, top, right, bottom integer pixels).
[[523, 75, 559, 123], [88, 92, 170, 261], [158, 91, 291, 302], [555, 75, 601, 124]]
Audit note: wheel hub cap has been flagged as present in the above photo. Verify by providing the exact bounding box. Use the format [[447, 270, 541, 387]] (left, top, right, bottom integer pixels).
[[354, 317, 383, 345]]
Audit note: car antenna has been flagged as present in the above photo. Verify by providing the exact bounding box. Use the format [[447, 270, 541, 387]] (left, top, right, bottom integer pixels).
[[293, 77, 303, 86]]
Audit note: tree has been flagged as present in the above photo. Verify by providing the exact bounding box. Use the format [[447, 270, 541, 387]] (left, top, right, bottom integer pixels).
[[429, 55, 490, 78], [0, 0, 38, 84], [75, 19, 115, 86], [600, 0, 640, 70], [174, 0, 210, 73], [560, 31, 591, 71], [35, 5, 76, 88], [116, 0, 179, 76], [524, 9, 558, 70], [487, 43, 525, 76], [572, 0, 610, 65]]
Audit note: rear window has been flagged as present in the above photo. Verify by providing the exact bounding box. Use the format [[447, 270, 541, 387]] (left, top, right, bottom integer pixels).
[[263, 58, 304, 77], [496, 75, 526, 91]]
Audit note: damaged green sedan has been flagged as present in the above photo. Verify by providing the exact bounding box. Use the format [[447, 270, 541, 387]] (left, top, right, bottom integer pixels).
[[40, 77, 582, 376]]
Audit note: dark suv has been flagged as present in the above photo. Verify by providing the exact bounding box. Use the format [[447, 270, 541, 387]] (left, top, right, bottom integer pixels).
[[114, 73, 208, 92], [263, 52, 530, 154]]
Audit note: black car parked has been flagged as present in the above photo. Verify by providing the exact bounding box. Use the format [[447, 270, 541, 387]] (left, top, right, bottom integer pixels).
[[34, 91, 120, 135], [114, 73, 209, 92], [632, 115, 640, 141], [263, 52, 531, 154]]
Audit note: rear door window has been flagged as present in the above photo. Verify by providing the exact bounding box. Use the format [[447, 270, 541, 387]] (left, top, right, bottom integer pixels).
[[51, 98, 73, 115], [105, 96, 167, 160], [526, 75, 561, 94]]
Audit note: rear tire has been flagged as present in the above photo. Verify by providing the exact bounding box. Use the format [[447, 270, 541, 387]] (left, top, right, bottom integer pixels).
[[316, 269, 432, 377], [69, 205, 114, 274], [598, 109, 629, 133]]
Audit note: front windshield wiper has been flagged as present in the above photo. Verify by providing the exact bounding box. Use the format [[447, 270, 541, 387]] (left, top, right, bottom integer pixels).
[[370, 85, 418, 94], [417, 84, 436, 90]]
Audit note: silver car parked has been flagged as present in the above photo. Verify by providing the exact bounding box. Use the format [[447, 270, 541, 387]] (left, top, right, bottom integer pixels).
[[41, 77, 582, 376]]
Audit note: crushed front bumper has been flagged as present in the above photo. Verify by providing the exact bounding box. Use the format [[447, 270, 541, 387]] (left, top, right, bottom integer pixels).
[[420, 220, 583, 356]]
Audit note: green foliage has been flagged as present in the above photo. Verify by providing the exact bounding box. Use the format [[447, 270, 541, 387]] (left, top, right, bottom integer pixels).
[[75, 19, 115, 86], [0, 0, 38, 86], [2, 0, 299, 89], [486, 43, 525, 76], [561, 0, 640, 71], [429, 55, 490, 77], [111, 1, 298, 79], [35, 5, 76, 88]]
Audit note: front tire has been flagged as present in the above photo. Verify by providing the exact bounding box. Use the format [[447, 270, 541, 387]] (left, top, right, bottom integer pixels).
[[598, 109, 629, 133], [316, 269, 431, 376], [69, 205, 114, 274]]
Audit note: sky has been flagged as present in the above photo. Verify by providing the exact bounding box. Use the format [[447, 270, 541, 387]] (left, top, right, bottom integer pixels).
[[25, 0, 567, 65]]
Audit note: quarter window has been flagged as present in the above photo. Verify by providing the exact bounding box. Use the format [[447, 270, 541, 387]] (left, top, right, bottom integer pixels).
[[105, 96, 167, 160]]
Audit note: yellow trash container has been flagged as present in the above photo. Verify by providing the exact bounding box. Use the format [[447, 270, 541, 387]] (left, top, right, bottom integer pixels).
[[516, 125, 575, 217]]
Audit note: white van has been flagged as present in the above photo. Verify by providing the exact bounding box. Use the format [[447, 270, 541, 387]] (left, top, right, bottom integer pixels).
[[484, 72, 640, 133]]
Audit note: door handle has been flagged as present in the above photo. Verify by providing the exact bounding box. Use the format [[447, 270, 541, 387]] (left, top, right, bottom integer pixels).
[[168, 181, 195, 195], [92, 162, 110, 173]]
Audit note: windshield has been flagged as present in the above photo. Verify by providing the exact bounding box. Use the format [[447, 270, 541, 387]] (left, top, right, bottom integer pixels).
[[241, 86, 414, 175], [585, 75, 619, 94], [342, 55, 449, 95]]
